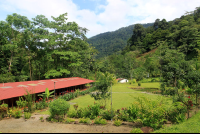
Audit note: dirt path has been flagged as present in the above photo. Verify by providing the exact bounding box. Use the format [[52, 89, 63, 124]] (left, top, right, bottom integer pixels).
[[0, 114, 134, 133]]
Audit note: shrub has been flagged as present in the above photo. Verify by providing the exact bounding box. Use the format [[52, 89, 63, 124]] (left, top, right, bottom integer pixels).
[[151, 78, 156, 82], [132, 79, 137, 83], [0, 103, 8, 118], [162, 87, 177, 96], [76, 108, 84, 118], [185, 88, 193, 95], [7, 108, 13, 118], [49, 98, 70, 121], [138, 82, 141, 86], [94, 116, 101, 124], [160, 82, 167, 95], [94, 116, 107, 125], [129, 81, 132, 85], [79, 117, 90, 123], [101, 109, 114, 120], [75, 89, 80, 97], [73, 104, 78, 110], [167, 102, 187, 124], [175, 113, 186, 124], [14, 110, 21, 118], [134, 119, 143, 127], [84, 104, 101, 119], [100, 118, 107, 125], [141, 79, 149, 83], [16, 97, 27, 108], [129, 97, 168, 130], [24, 112, 31, 119], [127, 103, 140, 121], [172, 92, 186, 103], [67, 110, 76, 118], [35, 101, 48, 110], [151, 77, 160, 82], [40, 116, 43, 120], [51, 118, 58, 122], [130, 128, 143, 133], [23, 90, 35, 112], [65, 118, 75, 124], [60, 87, 96, 101], [114, 119, 122, 126], [117, 108, 129, 121], [71, 104, 101, 119]]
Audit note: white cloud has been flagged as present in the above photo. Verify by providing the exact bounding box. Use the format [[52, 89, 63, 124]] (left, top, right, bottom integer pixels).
[[1, 0, 200, 38]]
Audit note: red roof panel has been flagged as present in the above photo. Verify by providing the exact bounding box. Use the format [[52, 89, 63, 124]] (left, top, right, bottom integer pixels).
[[0, 77, 94, 100]]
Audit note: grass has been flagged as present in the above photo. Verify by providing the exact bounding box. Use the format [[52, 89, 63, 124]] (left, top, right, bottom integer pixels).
[[36, 82, 168, 115], [153, 110, 200, 133], [129, 82, 161, 89], [68, 82, 171, 110]]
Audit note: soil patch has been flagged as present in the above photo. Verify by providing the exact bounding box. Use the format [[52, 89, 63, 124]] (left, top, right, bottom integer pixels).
[[0, 114, 134, 133]]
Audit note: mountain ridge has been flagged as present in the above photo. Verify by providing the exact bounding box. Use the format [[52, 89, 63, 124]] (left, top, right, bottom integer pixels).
[[87, 23, 154, 59]]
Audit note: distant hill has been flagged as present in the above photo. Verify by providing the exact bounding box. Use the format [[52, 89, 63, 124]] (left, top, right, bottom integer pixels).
[[87, 23, 154, 59]]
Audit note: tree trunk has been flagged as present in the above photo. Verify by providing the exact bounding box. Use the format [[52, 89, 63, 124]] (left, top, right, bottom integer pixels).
[[39, 62, 41, 80], [29, 56, 32, 81], [8, 51, 13, 73]]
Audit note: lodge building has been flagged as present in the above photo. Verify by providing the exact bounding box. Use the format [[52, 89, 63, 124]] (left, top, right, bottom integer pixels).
[[0, 77, 94, 107]]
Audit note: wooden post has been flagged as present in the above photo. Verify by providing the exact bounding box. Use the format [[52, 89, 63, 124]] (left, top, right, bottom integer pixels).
[[12, 99, 13, 110]]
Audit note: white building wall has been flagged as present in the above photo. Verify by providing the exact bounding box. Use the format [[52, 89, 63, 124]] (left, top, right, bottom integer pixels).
[[119, 79, 128, 83]]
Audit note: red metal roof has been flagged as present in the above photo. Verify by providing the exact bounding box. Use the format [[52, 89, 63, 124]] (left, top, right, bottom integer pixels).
[[0, 77, 94, 100], [116, 78, 124, 81]]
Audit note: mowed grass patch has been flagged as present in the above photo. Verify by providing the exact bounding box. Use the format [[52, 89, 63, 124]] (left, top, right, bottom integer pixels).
[[69, 82, 171, 111], [111, 83, 139, 92], [154, 110, 200, 133], [106, 92, 172, 110], [135, 82, 160, 89], [126, 82, 161, 92], [110, 82, 160, 92], [39, 82, 165, 114]]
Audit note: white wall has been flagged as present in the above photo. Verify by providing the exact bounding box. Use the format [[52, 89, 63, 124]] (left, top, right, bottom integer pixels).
[[119, 79, 128, 83]]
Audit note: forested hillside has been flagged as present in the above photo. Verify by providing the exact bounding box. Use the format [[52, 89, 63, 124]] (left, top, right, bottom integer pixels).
[[122, 9, 200, 59], [94, 7, 200, 80], [87, 23, 153, 59]]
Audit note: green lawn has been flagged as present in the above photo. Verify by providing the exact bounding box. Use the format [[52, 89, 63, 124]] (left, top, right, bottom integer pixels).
[[37, 82, 165, 114], [68, 82, 170, 111], [153, 110, 200, 133], [128, 82, 161, 89]]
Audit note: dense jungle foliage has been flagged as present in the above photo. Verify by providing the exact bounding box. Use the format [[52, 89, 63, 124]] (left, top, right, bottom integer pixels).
[[1, 7, 200, 83], [0, 13, 97, 82]]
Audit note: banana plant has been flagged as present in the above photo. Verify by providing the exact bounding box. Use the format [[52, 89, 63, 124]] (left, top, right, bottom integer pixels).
[[38, 88, 55, 100]]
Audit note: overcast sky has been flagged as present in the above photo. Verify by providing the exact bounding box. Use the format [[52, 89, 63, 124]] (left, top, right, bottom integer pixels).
[[0, 0, 199, 38]]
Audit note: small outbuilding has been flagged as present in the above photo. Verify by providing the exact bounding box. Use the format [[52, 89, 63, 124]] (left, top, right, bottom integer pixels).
[[117, 78, 129, 83]]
